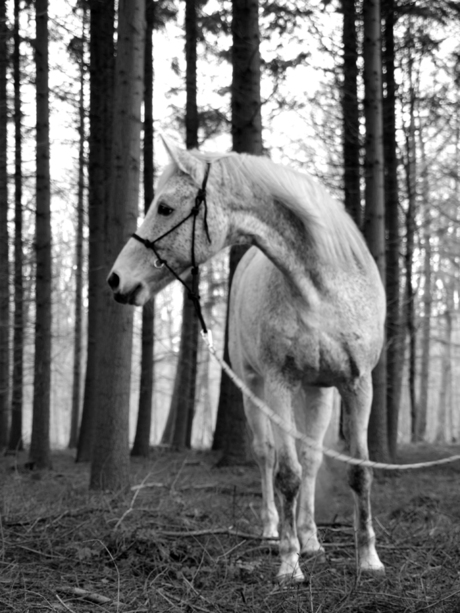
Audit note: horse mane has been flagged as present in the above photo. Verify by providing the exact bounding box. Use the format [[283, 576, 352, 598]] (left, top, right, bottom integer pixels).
[[238, 155, 370, 269], [178, 149, 371, 270]]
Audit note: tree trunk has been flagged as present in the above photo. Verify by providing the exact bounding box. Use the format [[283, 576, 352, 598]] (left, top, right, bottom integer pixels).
[[9, 0, 24, 452], [77, 0, 115, 462], [131, 1, 155, 457], [162, 0, 201, 449], [436, 302, 452, 444], [30, 0, 52, 469], [404, 27, 417, 443], [69, 8, 87, 449], [341, 0, 361, 227], [231, 0, 263, 154], [416, 134, 431, 442], [213, 0, 262, 464], [212, 245, 252, 463], [382, 0, 402, 460], [90, 0, 145, 490], [362, 0, 390, 463], [0, 0, 8, 448]]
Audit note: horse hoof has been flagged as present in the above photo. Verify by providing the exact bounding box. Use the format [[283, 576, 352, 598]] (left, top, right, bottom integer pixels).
[[360, 564, 385, 575], [301, 548, 327, 564], [276, 567, 305, 585]]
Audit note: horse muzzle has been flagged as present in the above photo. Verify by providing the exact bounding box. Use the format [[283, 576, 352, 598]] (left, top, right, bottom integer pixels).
[[107, 271, 148, 306]]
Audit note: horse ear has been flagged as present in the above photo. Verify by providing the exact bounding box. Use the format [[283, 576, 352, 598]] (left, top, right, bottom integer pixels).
[[160, 134, 203, 180]]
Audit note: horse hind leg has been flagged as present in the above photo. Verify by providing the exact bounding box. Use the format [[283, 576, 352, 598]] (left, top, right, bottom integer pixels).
[[340, 375, 385, 574], [295, 386, 333, 559]]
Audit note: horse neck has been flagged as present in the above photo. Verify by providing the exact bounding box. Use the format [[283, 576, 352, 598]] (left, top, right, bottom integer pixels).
[[218, 159, 323, 297]]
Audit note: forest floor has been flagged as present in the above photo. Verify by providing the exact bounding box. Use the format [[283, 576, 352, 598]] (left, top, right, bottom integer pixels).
[[1, 444, 460, 612]]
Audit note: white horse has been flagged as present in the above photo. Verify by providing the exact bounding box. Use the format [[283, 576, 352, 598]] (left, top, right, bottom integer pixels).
[[108, 139, 386, 582]]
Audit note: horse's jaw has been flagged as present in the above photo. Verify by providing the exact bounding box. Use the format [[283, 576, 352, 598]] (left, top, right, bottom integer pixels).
[[108, 242, 194, 306]]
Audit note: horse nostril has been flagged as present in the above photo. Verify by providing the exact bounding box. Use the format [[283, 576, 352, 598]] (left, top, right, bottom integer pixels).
[[108, 272, 120, 290]]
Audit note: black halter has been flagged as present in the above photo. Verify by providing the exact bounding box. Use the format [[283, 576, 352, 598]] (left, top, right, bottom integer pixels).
[[132, 163, 212, 333]]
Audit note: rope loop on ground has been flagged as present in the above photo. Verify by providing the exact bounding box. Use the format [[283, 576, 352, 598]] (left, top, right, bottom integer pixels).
[[201, 330, 460, 471]]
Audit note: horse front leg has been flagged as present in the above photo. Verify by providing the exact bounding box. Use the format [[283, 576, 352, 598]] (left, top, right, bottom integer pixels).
[[242, 372, 279, 541], [295, 386, 333, 558], [340, 375, 385, 574], [265, 380, 304, 583]]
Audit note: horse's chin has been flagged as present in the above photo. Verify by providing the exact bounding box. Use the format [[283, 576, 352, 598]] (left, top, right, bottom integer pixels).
[[131, 283, 152, 306], [142, 265, 192, 303]]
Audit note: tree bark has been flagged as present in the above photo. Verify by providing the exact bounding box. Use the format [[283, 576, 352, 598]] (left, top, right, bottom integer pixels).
[[90, 0, 145, 490], [404, 26, 417, 443], [131, 1, 155, 457], [382, 0, 402, 460], [0, 0, 8, 448], [341, 0, 361, 227], [416, 133, 431, 442], [69, 9, 87, 449], [77, 0, 115, 462], [30, 0, 52, 469], [213, 0, 262, 464], [362, 0, 390, 462], [162, 0, 200, 449], [436, 302, 452, 443], [9, 0, 24, 452]]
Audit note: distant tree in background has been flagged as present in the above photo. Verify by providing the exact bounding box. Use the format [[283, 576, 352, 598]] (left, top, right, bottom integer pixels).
[[77, 0, 115, 462], [212, 0, 263, 465], [0, 0, 8, 448], [161, 0, 201, 450], [68, 8, 88, 449], [402, 19, 417, 442], [8, 0, 24, 452], [362, 0, 390, 462], [131, 0, 155, 457], [90, 0, 145, 490], [30, 0, 52, 469]]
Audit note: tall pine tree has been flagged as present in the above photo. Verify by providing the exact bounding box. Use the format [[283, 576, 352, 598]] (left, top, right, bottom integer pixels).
[[90, 0, 145, 490], [30, 0, 52, 469]]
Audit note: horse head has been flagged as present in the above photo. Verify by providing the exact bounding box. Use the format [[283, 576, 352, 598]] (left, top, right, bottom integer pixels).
[[108, 138, 227, 305]]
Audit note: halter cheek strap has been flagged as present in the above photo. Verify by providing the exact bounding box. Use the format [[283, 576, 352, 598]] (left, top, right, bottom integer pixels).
[[131, 162, 212, 333]]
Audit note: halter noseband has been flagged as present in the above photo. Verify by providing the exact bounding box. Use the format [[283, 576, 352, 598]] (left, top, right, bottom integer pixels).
[[131, 162, 212, 333]]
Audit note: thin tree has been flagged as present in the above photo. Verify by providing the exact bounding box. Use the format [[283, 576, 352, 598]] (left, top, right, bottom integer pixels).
[[403, 20, 417, 442], [131, 0, 155, 457], [416, 127, 431, 442], [0, 0, 8, 448], [212, 0, 263, 464], [9, 0, 23, 452], [161, 0, 201, 450], [90, 0, 145, 490], [30, 0, 52, 469], [382, 0, 402, 459], [341, 0, 361, 227], [77, 0, 115, 462], [69, 9, 88, 449], [362, 0, 390, 462]]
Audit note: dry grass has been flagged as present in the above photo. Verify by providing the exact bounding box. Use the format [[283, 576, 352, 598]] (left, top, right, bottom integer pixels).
[[1, 445, 460, 612]]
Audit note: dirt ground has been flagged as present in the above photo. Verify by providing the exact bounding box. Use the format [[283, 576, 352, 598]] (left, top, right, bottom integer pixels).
[[1, 444, 460, 612]]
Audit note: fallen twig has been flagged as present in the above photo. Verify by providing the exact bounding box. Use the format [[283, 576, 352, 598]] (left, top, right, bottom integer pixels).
[[55, 592, 77, 613], [57, 586, 113, 605]]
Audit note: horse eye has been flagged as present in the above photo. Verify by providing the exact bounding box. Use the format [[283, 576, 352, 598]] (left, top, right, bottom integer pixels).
[[158, 203, 174, 216]]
